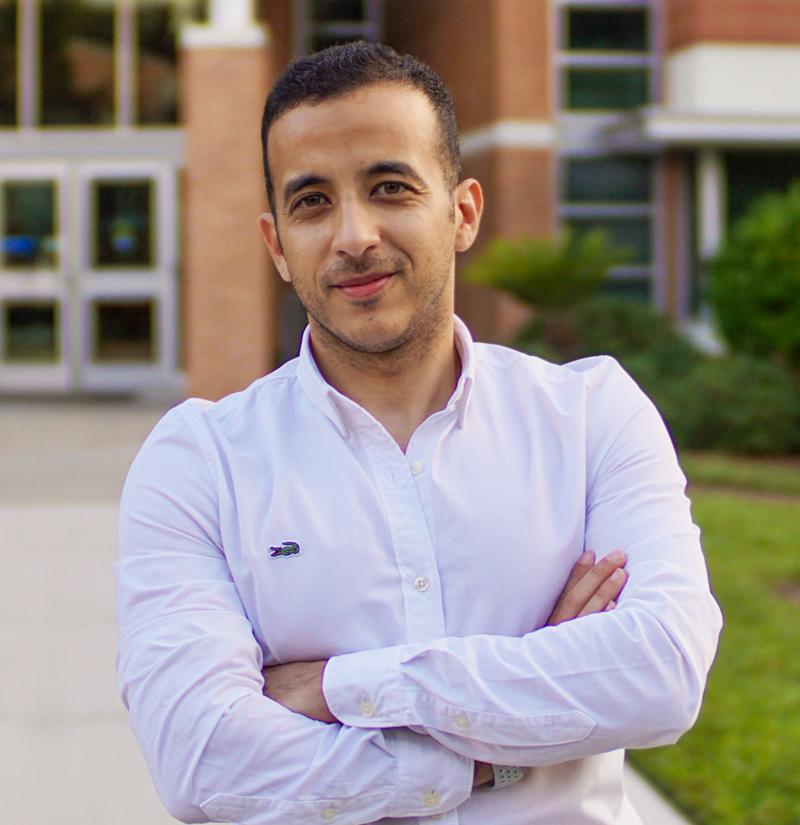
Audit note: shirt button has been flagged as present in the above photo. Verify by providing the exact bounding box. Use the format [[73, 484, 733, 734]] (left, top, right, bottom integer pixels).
[[413, 576, 430, 592], [321, 808, 336, 821], [423, 791, 441, 808], [455, 714, 469, 729], [410, 460, 424, 476], [358, 699, 375, 718]]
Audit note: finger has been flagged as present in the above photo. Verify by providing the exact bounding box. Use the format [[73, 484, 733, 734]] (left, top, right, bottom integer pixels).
[[547, 555, 593, 626], [562, 550, 596, 593], [548, 550, 595, 620], [604, 600, 616, 612], [578, 568, 628, 617], [549, 551, 626, 624]]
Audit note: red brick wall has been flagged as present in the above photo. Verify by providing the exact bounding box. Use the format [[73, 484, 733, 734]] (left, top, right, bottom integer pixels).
[[667, 0, 800, 50], [181, 46, 278, 400]]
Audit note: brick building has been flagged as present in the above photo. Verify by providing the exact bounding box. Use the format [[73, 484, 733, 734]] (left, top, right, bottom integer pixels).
[[1, 0, 799, 398]]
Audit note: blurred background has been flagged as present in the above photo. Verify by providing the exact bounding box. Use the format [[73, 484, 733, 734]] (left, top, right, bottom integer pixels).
[[0, 1, 798, 824]]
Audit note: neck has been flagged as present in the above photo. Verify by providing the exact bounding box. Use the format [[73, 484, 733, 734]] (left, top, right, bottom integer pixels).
[[309, 317, 461, 452]]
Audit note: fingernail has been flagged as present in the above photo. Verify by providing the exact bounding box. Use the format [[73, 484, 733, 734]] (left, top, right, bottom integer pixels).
[[578, 550, 594, 564], [605, 600, 616, 611], [607, 550, 625, 564], [611, 568, 625, 581]]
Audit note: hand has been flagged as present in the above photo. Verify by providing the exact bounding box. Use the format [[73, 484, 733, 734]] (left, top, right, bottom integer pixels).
[[262, 659, 337, 723], [546, 550, 628, 626]]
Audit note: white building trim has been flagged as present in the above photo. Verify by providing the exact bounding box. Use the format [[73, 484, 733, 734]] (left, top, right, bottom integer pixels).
[[181, 0, 267, 49], [666, 43, 800, 117], [459, 120, 556, 158]]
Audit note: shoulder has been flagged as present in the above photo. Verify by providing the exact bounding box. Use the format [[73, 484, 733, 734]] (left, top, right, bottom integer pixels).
[[128, 359, 301, 477], [473, 341, 647, 413], [164, 358, 301, 439]]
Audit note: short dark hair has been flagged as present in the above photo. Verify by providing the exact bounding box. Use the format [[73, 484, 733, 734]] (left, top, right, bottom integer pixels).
[[261, 41, 461, 212]]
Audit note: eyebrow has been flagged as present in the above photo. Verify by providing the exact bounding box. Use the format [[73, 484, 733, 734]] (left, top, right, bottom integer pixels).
[[283, 174, 329, 209], [365, 161, 426, 188]]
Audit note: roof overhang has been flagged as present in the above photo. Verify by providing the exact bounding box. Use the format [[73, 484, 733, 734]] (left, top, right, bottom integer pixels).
[[605, 107, 800, 151]]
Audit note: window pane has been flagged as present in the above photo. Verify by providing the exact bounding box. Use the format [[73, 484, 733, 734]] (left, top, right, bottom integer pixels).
[[0, 0, 17, 126], [136, 4, 178, 124], [600, 278, 652, 302], [566, 217, 651, 264], [312, 0, 363, 21], [94, 180, 153, 267], [565, 157, 651, 203], [565, 68, 649, 110], [3, 182, 58, 268], [4, 303, 58, 361], [725, 151, 800, 227], [94, 300, 154, 362], [41, 0, 115, 126], [566, 9, 648, 52]]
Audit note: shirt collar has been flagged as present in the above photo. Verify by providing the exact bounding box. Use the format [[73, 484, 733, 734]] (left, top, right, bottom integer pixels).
[[296, 315, 476, 437]]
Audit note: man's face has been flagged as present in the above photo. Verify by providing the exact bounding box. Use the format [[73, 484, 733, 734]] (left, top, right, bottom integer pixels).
[[260, 82, 481, 357]]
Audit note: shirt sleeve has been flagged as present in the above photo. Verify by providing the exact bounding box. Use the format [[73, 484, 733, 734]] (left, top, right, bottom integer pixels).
[[323, 360, 723, 768], [114, 406, 473, 825]]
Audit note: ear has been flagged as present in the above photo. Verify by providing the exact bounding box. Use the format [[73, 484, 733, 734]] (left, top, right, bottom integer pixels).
[[259, 212, 292, 283], [453, 178, 483, 253]]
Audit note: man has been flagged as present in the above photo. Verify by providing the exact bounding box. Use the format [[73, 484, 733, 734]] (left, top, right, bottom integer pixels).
[[115, 42, 722, 824]]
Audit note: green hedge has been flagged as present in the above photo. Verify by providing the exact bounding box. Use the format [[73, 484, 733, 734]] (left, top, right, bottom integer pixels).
[[514, 297, 800, 455]]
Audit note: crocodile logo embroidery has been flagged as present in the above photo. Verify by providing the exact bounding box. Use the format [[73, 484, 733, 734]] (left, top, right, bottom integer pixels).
[[269, 541, 301, 558]]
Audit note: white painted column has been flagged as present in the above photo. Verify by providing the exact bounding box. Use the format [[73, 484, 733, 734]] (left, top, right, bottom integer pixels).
[[181, 0, 266, 48], [696, 147, 725, 258]]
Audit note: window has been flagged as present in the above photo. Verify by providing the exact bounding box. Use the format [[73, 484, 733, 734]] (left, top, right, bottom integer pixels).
[[136, 4, 180, 124], [564, 215, 651, 264], [725, 151, 800, 227], [41, 0, 116, 126], [0, 0, 16, 125], [2, 180, 58, 269], [297, 0, 383, 55], [566, 8, 648, 52], [560, 3, 654, 112], [6, 0, 196, 127], [93, 180, 153, 268], [93, 300, 154, 362], [566, 156, 651, 203], [561, 156, 654, 299], [4, 302, 59, 361]]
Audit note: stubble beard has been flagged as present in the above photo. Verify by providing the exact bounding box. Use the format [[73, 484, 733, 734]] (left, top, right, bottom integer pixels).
[[292, 255, 455, 378]]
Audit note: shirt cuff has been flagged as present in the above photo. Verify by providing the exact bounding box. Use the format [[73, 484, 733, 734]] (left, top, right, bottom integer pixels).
[[323, 644, 409, 727], [385, 727, 474, 818]]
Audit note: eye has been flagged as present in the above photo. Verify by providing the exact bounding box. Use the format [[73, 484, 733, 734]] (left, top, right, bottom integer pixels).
[[292, 193, 327, 212], [373, 181, 410, 197]]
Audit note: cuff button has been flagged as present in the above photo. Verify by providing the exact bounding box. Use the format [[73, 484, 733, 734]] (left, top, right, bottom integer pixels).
[[423, 791, 441, 808], [358, 699, 375, 718], [321, 807, 336, 820]]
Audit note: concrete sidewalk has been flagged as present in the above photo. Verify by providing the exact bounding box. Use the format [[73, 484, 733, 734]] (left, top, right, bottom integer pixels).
[[0, 398, 694, 825]]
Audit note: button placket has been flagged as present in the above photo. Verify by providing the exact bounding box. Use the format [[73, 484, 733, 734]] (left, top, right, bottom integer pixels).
[[362, 428, 446, 643]]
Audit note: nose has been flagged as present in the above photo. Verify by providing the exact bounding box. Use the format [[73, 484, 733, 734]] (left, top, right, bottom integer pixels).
[[332, 196, 380, 259]]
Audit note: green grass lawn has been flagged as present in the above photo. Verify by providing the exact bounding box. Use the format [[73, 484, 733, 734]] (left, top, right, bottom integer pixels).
[[680, 451, 800, 496], [628, 486, 800, 825]]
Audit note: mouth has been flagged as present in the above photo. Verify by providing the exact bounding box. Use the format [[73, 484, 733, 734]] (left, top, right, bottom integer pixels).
[[333, 271, 396, 300]]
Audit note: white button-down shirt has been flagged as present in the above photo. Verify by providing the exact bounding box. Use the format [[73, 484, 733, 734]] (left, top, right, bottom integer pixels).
[[115, 317, 722, 825]]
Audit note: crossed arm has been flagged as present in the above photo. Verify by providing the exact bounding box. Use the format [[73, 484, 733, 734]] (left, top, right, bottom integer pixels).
[[262, 548, 630, 790]]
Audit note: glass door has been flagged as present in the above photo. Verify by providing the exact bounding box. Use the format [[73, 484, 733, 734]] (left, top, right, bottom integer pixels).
[[0, 162, 71, 391], [76, 162, 178, 393], [0, 161, 178, 393]]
